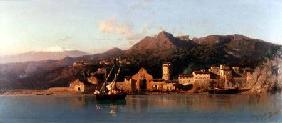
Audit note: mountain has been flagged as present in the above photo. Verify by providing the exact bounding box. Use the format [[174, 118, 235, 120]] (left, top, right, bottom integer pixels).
[[103, 47, 124, 56], [0, 50, 89, 64], [129, 31, 280, 64], [129, 31, 195, 52], [123, 31, 281, 78], [126, 31, 196, 60], [0, 31, 281, 90]]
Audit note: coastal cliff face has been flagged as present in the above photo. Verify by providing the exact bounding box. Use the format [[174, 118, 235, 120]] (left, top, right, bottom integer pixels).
[[0, 31, 281, 90]]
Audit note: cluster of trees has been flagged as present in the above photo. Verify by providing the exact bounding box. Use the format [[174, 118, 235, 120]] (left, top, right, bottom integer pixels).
[[248, 50, 282, 93]]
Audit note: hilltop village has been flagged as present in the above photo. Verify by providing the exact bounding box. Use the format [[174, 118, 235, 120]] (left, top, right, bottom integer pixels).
[[68, 59, 253, 94]]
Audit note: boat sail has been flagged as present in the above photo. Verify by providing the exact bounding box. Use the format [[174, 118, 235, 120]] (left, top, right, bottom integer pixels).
[[94, 65, 127, 100]]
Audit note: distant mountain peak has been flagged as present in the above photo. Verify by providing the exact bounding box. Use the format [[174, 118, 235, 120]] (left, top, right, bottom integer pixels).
[[129, 31, 195, 52], [105, 47, 122, 53], [103, 47, 124, 56], [156, 31, 173, 38], [0, 50, 89, 64], [110, 47, 122, 51], [129, 31, 175, 51]]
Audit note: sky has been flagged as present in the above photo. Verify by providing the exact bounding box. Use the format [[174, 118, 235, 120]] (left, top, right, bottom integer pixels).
[[0, 0, 282, 55]]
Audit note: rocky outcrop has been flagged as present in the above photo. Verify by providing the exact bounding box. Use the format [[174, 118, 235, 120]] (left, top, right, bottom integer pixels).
[[247, 50, 282, 93]]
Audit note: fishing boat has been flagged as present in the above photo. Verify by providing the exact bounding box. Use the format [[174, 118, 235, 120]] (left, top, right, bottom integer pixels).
[[95, 93, 127, 100], [94, 65, 127, 100], [208, 87, 239, 94]]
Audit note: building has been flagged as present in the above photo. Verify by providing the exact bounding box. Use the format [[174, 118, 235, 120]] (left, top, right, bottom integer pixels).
[[178, 64, 252, 91], [178, 74, 194, 85], [116, 68, 153, 92], [193, 71, 211, 80], [116, 66, 177, 92], [131, 68, 154, 91], [151, 79, 165, 91], [209, 66, 220, 75], [151, 79, 176, 92], [178, 70, 211, 85], [69, 79, 96, 93], [162, 62, 171, 80], [219, 64, 232, 78], [72, 60, 90, 67]]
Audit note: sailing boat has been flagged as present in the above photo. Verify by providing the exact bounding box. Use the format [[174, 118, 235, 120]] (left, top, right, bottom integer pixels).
[[94, 65, 127, 100]]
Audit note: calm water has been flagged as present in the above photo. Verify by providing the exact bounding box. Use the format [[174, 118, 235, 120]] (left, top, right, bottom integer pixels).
[[0, 94, 281, 123]]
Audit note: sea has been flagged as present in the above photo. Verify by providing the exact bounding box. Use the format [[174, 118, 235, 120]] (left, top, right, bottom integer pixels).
[[0, 94, 281, 123]]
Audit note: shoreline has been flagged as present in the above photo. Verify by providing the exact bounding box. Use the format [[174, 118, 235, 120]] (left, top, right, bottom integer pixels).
[[0, 88, 267, 96]]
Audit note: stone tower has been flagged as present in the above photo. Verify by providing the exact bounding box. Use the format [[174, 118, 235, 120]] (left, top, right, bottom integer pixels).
[[162, 62, 171, 80]]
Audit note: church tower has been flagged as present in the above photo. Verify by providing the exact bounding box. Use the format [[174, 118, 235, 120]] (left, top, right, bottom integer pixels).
[[162, 62, 171, 80]]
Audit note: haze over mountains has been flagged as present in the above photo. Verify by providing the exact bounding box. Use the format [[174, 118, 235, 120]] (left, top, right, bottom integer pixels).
[[0, 48, 89, 64], [0, 31, 281, 89]]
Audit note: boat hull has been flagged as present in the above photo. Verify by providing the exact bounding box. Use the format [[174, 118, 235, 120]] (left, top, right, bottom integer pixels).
[[95, 93, 127, 100], [208, 88, 240, 94]]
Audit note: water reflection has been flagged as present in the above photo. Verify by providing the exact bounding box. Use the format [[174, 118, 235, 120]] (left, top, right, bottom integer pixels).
[[124, 94, 282, 113], [0, 94, 281, 123], [124, 94, 282, 122], [95, 99, 126, 117], [70, 94, 282, 120]]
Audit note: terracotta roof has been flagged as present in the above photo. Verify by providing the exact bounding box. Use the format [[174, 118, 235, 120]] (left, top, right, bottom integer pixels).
[[193, 71, 210, 74]]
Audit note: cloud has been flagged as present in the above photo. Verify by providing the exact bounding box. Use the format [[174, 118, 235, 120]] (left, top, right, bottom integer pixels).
[[58, 36, 72, 43], [42, 46, 73, 52], [98, 18, 150, 44], [98, 18, 133, 38]]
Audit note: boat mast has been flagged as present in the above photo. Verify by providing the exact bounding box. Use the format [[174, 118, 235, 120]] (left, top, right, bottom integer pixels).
[[100, 65, 115, 93], [111, 67, 121, 90]]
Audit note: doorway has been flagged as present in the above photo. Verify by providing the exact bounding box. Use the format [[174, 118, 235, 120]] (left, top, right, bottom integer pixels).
[[139, 79, 147, 91], [77, 87, 81, 92]]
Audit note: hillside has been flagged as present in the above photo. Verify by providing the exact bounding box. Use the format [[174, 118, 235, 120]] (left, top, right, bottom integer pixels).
[[0, 31, 280, 89], [123, 31, 280, 78]]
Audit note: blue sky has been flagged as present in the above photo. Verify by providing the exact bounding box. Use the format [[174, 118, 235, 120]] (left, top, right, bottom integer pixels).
[[0, 0, 282, 55]]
